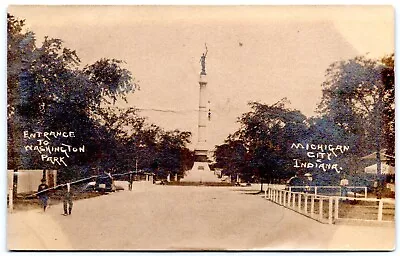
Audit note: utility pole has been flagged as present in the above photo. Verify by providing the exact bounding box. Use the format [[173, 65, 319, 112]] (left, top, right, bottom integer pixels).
[[135, 158, 138, 181]]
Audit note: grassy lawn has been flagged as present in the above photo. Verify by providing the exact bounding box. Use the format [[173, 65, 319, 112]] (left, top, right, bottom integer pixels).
[[282, 195, 395, 222]]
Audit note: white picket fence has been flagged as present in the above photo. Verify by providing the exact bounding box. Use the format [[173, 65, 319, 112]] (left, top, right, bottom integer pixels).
[[265, 186, 394, 224]]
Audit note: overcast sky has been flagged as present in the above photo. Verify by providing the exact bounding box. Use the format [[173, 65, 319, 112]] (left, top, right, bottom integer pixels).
[[8, 5, 394, 149]]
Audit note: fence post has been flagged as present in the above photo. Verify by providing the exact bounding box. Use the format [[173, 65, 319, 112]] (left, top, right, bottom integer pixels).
[[311, 196, 315, 218], [272, 188, 275, 200], [319, 198, 323, 221], [288, 192, 291, 208], [291, 192, 295, 208], [298, 193, 302, 212], [328, 197, 333, 224], [378, 200, 383, 221], [277, 190, 280, 204], [304, 195, 308, 214], [8, 187, 13, 213], [277, 190, 280, 203], [272, 189, 274, 201], [364, 187, 367, 199], [314, 186, 317, 196], [287, 191, 290, 205], [284, 191, 287, 206], [278, 190, 282, 204], [289, 186, 292, 192], [334, 197, 339, 220], [276, 190, 280, 204], [292, 192, 296, 208]]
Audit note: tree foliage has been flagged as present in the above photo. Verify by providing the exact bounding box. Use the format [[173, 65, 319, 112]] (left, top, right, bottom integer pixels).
[[216, 99, 308, 185], [7, 13, 138, 173], [214, 54, 394, 187], [91, 106, 193, 177], [380, 54, 395, 165], [7, 14, 193, 181], [317, 55, 395, 172], [214, 139, 248, 180]]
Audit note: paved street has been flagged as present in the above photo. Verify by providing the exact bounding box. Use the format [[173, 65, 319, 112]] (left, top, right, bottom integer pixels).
[[7, 183, 395, 250]]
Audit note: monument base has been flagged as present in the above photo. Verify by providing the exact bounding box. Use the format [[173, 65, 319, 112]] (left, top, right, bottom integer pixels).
[[180, 162, 222, 183]]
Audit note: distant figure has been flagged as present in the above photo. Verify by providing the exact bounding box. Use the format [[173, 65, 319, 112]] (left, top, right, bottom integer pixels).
[[63, 182, 73, 215], [304, 173, 313, 193], [128, 173, 133, 191], [340, 176, 349, 197], [374, 179, 382, 199], [37, 178, 49, 212], [106, 172, 116, 192]]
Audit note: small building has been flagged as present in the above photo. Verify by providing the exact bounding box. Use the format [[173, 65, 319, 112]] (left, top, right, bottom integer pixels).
[[8, 169, 57, 194]]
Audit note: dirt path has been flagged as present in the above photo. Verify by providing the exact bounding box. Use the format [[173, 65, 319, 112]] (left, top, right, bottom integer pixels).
[[7, 184, 395, 250], [7, 208, 72, 250]]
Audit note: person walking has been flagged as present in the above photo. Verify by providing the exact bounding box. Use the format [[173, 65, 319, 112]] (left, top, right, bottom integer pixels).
[[128, 173, 133, 191], [63, 181, 73, 216], [37, 178, 49, 212], [340, 176, 349, 198]]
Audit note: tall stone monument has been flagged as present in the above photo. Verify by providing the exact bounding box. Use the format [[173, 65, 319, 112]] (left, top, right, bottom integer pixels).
[[181, 45, 220, 183]]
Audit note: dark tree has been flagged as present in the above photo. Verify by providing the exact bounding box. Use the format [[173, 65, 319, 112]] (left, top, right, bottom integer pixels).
[[380, 54, 395, 166], [214, 138, 248, 182], [156, 130, 192, 178], [317, 55, 395, 177], [215, 99, 308, 190], [7, 14, 138, 180]]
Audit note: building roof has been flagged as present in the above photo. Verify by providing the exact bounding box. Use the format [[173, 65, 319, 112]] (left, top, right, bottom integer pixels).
[[361, 149, 394, 161]]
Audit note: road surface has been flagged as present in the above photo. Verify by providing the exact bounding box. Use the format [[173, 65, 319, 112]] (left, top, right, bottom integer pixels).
[[7, 183, 395, 250]]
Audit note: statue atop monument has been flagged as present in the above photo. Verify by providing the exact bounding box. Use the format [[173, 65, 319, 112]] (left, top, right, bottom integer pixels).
[[200, 43, 208, 75]]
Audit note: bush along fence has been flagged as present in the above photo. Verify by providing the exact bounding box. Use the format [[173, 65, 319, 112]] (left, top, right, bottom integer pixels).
[[265, 186, 395, 225]]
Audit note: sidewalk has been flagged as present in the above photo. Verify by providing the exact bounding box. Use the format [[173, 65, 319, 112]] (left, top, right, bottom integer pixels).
[[7, 209, 72, 250]]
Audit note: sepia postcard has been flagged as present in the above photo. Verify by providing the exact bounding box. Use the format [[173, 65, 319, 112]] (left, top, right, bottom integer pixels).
[[6, 5, 395, 251]]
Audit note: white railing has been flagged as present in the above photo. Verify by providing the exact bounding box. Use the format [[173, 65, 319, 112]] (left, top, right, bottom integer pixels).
[[265, 186, 394, 224], [286, 185, 368, 198]]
